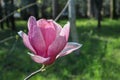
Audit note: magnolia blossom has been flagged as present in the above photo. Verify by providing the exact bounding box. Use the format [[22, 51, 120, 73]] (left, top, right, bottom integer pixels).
[[18, 16, 82, 65]]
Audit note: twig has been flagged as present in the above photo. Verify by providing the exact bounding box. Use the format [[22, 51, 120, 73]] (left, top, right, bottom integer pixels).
[[24, 65, 45, 80], [0, 36, 14, 44], [0, 2, 37, 23], [9, 38, 18, 54], [54, 0, 70, 21]]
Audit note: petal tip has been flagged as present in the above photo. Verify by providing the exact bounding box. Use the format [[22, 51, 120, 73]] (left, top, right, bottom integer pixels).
[[56, 42, 82, 58], [29, 16, 36, 20], [28, 52, 34, 56], [18, 30, 23, 37], [67, 21, 70, 24], [28, 16, 37, 30], [71, 42, 82, 49], [78, 43, 83, 49]]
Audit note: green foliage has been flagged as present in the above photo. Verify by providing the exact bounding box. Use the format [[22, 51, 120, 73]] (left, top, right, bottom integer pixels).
[[0, 18, 120, 80]]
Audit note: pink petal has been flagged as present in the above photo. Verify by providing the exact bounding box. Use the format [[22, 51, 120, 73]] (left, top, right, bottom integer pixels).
[[42, 56, 56, 65], [18, 31, 36, 54], [37, 19, 56, 48], [28, 18, 46, 57], [28, 16, 36, 31], [60, 22, 70, 41], [48, 35, 67, 57], [47, 22, 70, 58], [49, 20, 62, 36], [56, 42, 82, 58], [28, 52, 50, 64]]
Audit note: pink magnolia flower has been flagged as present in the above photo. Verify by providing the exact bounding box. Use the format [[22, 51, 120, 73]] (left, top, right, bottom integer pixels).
[[18, 16, 82, 65]]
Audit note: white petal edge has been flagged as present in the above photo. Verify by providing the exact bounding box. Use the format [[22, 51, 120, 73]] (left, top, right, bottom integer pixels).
[[28, 52, 50, 64], [56, 42, 82, 58], [18, 30, 23, 37]]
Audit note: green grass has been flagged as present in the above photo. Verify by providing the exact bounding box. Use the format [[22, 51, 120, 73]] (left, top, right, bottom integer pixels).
[[0, 18, 120, 80]]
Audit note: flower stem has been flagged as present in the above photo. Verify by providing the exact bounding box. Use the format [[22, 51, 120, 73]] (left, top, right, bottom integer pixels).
[[24, 65, 45, 80]]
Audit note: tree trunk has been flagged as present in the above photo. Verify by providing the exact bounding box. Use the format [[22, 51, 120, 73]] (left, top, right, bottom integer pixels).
[[94, 0, 103, 29], [87, 0, 91, 17], [41, 0, 47, 18], [52, 0, 58, 19], [110, 0, 117, 19], [69, 0, 80, 54], [0, 0, 4, 29], [87, 0, 96, 18], [4, 0, 16, 30], [10, 0, 16, 30]]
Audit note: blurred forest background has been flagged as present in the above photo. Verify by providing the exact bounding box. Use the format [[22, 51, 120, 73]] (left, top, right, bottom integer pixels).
[[0, 0, 120, 80]]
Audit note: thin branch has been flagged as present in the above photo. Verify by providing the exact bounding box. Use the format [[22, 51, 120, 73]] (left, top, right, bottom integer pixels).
[[54, 0, 70, 21], [0, 36, 14, 44], [24, 65, 45, 80], [0, 2, 37, 23], [9, 38, 18, 54], [0, 0, 69, 23]]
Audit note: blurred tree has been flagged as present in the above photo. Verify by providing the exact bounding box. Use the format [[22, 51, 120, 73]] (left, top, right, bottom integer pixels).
[[52, 0, 59, 19], [116, 0, 120, 16], [94, 0, 103, 28], [29, 0, 38, 18], [41, 0, 49, 18], [0, 0, 4, 29], [21, 0, 38, 19], [69, 0, 80, 54], [102, 0, 110, 17], [87, 0, 96, 18], [110, 0, 117, 19], [4, 0, 16, 30], [76, 0, 87, 17], [87, 0, 103, 28], [20, 0, 29, 19], [87, 0, 91, 17]]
